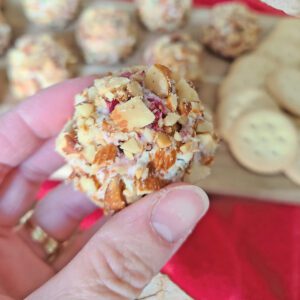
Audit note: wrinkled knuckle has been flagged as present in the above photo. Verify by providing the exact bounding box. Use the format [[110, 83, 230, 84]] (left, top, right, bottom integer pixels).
[[86, 238, 155, 299]]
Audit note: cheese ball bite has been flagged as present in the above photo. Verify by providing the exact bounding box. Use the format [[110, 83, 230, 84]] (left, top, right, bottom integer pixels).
[[202, 3, 260, 58], [7, 34, 76, 99], [76, 4, 137, 65], [22, 0, 80, 28], [56, 64, 218, 214], [136, 0, 192, 32], [0, 11, 11, 55], [144, 33, 203, 82]]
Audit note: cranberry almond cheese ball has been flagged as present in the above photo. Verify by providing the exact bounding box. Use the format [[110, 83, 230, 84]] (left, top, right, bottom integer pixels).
[[202, 3, 260, 58], [76, 5, 137, 65], [22, 0, 80, 28], [7, 34, 76, 99], [144, 33, 203, 82], [136, 0, 192, 32], [0, 11, 11, 55], [56, 65, 218, 214]]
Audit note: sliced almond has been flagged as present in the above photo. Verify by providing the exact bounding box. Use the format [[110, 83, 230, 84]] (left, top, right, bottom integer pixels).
[[174, 131, 182, 142], [94, 76, 130, 94], [124, 150, 134, 160], [166, 93, 178, 111], [104, 176, 126, 213], [180, 142, 196, 153], [75, 103, 94, 118], [143, 127, 154, 142], [79, 175, 100, 195], [196, 120, 213, 133], [164, 113, 180, 126], [156, 132, 172, 148], [144, 64, 171, 97], [93, 144, 117, 167], [83, 144, 97, 163], [111, 96, 155, 130], [136, 176, 166, 195], [197, 133, 218, 153], [121, 138, 142, 154], [77, 127, 93, 146], [178, 100, 192, 115], [191, 101, 204, 113], [152, 149, 177, 171], [176, 79, 199, 102], [127, 80, 143, 97]]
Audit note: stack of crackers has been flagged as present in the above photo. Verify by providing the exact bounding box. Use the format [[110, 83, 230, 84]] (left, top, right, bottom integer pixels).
[[218, 18, 300, 185]]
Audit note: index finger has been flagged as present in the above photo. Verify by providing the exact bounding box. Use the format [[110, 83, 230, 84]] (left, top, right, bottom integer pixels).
[[0, 76, 94, 168]]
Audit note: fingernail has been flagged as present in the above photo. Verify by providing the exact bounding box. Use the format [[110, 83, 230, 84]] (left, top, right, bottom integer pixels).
[[150, 185, 209, 243]]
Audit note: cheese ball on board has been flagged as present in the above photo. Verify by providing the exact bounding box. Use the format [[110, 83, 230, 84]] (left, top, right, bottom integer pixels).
[[0, 11, 11, 55], [202, 3, 260, 58], [56, 65, 218, 214], [144, 33, 203, 82], [76, 4, 137, 65], [7, 34, 76, 99], [136, 0, 192, 32], [22, 0, 80, 28]]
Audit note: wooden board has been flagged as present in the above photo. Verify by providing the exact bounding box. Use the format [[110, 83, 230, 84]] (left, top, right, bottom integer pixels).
[[1, 1, 300, 204]]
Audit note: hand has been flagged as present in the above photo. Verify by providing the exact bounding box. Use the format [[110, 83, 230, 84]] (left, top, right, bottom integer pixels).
[[0, 78, 209, 300]]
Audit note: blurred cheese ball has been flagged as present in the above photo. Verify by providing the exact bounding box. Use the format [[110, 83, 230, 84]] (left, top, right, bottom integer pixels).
[[56, 65, 218, 214], [136, 0, 192, 32], [76, 4, 137, 65], [22, 0, 80, 28], [7, 34, 76, 99], [144, 33, 203, 82], [0, 12, 11, 55], [202, 3, 260, 58]]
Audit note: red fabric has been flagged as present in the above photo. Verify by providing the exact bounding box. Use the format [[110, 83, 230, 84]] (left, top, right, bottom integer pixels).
[[36, 2, 298, 299], [194, 0, 286, 15]]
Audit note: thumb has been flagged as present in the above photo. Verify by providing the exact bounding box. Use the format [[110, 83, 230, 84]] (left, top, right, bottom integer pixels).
[[27, 184, 209, 300]]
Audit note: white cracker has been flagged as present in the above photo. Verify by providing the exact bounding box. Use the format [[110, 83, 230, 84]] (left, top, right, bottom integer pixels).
[[219, 54, 278, 99], [229, 110, 298, 174], [266, 68, 300, 117], [218, 88, 278, 140]]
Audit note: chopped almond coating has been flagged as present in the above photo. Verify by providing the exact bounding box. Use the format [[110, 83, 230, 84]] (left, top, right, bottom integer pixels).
[[164, 113, 180, 126], [156, 132, 172, 148], [176, 79, 199, 102], [56, 65, 218, 214], [152, 149, 177, 171], [121, 138, 142, 154], [104, 177, 126, 212], [111, 96, 155, 130], [94, 144, 117, 167], [145, 64, 171, 97]]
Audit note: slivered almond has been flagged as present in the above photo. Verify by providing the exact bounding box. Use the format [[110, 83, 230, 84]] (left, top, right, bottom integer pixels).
[[164, 113, 180, 126], [166, 93, 178, 111], [196, 120, 213, 133], [156, 132, 172, 148], [178, 100, 192, 115], [83, 144, 97, 163], [104, 177, 126, 213], [136, 176, 167, 195], [93, 144, 117, 167], [176, 79, 199, 102], [127, 80, 143, 97], [111, 96, 155, 130], [77, 127, 93, 146], [152, 149, 177, 171], [174, 131, 182, 141], [180, 142, 196, 153], [145, 64, 171, 97], [121, 138, 142, 154], [79, 175, 100, 194], [75, 103, 94, 118]]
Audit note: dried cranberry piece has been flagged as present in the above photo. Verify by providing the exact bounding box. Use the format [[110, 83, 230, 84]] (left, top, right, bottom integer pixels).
[[106, 99, 119, 113], [120, 71, 132, 78]]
